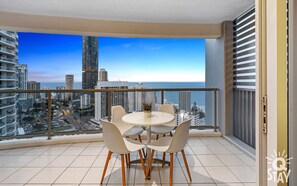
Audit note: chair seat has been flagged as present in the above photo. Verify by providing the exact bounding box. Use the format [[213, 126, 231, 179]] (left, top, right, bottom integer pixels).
[[124, 138, 145, 152], [150, 125, 176, 135], [123, 126, 144, 137], [147, 136, 172, 152]]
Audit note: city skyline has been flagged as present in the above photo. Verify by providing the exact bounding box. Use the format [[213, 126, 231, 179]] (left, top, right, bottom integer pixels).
[[18, 32, 206, 82]]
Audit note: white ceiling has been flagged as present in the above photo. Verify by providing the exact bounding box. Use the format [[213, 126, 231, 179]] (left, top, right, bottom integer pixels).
[[0, 0, 254, 24]]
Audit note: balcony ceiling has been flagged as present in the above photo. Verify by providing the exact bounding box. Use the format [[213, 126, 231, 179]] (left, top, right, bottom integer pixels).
[[0, 0, 254, 24], [0, 0, 254, 38]]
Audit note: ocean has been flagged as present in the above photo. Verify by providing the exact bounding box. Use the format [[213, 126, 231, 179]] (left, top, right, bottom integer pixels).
[[41, 82, 206, 108]]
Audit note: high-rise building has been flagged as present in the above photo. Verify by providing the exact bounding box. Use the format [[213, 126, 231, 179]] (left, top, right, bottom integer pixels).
[[128, 82, 156, 112], [0, 30, 19, 136], [56, 86, 65, 101], [80, 94, 91, 109], [95, 81, 129, 120], [99, 68, 108, 81], [82, 36, 98, 89], [27, 81, 40, 108], [65, 74, 74, 101], [179, 91, 191, 113], [17, 64, 28, 111]]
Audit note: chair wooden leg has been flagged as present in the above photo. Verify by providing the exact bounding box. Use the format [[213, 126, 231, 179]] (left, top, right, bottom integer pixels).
[[125, 154, 129, 168], [128, 153, 130, 168], [162, 152, 166, 168], [170, 153, 174, 186], [121, 154, 126, 186], [138, 149, 146, 176], [156, 134, 159, 140], [138, 135, 146, 158], [181, 149, 192, 182], [170, 131, 173, 137], [145, 149, 155, 179], [100, 151, 112, 184]]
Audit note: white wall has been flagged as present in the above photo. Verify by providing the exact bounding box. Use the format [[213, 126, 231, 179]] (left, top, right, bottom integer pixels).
[[205, 21, 233, 135]]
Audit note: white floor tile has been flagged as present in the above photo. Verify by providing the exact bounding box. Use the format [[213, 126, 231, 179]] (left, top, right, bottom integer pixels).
[[134, 166, 161, 184], [42, 146, 68, 156], [54, 167, 89, 184], [108, 166, 135, 185], [23, 146, 51, 156], [183, 166, 214, 184], [71, 142, 90, 147], [0, 167, 19, 182], [208, 146, 232, 155], [2, 167, 41, 184], [201, 138, 221, 146], [225, 145, 244, 155], [81, 167, 112, 184], [196, 155, 224, 167], [228, 166, 256, 182], [178, 154, 202, 167], [47, 156, 77, 167], [235, 154, 256, 167], [70, 155, 97, 167], [28, 167, 65, 183], [88, 141, 105, 147], [191, 146, 213, 155], [0, 156, 14, 166], [3, 156, 37, 167], [0, 148, 31, 156], [60, 147, 85, 156], [217, 155, 247, 166], [92, 155, 117, 168], [205, 167, 240, 183], [159, 167, 188, 184], [81, 146, 103, 155], [25, 156, 57, 167]]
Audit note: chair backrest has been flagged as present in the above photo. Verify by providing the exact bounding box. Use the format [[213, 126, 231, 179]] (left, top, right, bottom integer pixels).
[[159, 104, 176, 127], [166, 119, 192, 153], [100, 119, 129, 154], [111, 105, 130, 132], [159, 104, 175, 115]]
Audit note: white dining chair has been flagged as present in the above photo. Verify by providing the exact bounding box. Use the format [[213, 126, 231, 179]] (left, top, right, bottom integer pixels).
[[111, 105, 145, 158], [100, 120, 146, 186], [146, 119, 192, 186], [150, 104, 176, 139]]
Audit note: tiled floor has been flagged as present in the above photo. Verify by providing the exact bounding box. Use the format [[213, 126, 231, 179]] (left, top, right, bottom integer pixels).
[[0, 137, 256, 186]]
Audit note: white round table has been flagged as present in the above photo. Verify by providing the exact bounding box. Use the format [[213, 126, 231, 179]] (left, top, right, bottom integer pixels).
[[122, 111, 174, 179], [122, 111, 175, 127]]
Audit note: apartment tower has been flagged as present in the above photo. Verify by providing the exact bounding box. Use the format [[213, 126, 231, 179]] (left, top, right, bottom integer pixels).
[[82, 36, 98, 89], [0, 30, 19, 136], [65, 74, 74, 101], [179, 91, 191, 113]]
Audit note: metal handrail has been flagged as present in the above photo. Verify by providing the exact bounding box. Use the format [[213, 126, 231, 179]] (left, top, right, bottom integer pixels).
[[0, 88, 219, 140]]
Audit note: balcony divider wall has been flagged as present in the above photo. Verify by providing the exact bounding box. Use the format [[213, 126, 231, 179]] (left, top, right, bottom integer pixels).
[[232, 8, 256, 148]]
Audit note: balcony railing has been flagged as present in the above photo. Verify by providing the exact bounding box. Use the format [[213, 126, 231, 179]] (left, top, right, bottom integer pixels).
[[0, 57, 16, 64], [0, 31, 16, 40], [0, 66, 15, 71], [0, 75, 16, 80], [0, 47, 15, 56], [0, 88, 218, 140]]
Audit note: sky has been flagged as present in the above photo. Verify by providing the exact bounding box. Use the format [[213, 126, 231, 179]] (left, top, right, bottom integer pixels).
[[18, 32, 205, 82]]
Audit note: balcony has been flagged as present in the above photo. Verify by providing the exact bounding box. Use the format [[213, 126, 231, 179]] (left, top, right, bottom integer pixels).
[[0, 66, 15, 72], [0, 30, 16, 40], [0, 37, 16, 48], [0, 57, 16, 64], [0, 47, 15, 56], [0, 136, 255, 185], [0, 75, 16, 81]]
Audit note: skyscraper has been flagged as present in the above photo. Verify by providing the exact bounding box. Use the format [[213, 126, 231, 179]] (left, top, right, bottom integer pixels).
[[179, 91, 191, 113], [99, 68, 108, 81], [17, 64, 28, 111], [82, 36, 98, 89], [65, 74, 74, 101], [0, 30, 19, 136]]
